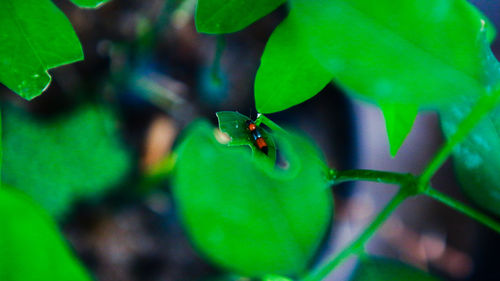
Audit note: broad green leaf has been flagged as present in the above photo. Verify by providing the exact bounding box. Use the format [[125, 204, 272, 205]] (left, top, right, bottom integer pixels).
[[289, 0, 493, 108], [380, 104, 418, 157], [0, 0, 83, 100], [70, 0, 110, 8], [195, 0, 286, 34], [0, 187, 91, 281], [216, 111, 276, 162], [350, 256, 441, 281], [255, 15, 332, 113], [172, 121, 333, 277], [2, 105, 131, 217]]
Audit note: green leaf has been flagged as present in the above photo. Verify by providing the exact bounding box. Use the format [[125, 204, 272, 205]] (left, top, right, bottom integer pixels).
[[172, 121, 333, 277], [262, 275, 294, 281], [441, 100, 500, 215], [288, 0, 493, 108], [255, 15, 332, 113], [439, 47, 500, 215], [0, 187, 91, 281], [2, 105, 131, 217], [195, 0, 286, 34], [0, 0, 83, 100], [70, 0, 110, 8], [350, 256, 441, 281], [380, 104, 418, 157], [216, 111, 276, 162]]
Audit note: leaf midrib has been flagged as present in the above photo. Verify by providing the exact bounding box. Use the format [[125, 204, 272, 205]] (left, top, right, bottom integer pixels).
[[5, 0, 47, 71]]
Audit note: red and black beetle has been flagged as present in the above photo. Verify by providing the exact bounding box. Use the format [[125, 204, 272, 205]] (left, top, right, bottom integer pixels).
[[245, 120, 269, 155]]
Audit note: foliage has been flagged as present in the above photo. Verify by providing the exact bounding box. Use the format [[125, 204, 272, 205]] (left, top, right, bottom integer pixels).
[[201, 0, 497, 156], [187, 0, 500, 280], [172, 120, 332, 277], [2, 0, 500, 280], [0, 0, 109, 100], [2, 105, 131, 217], [0, 187, 91, 281]]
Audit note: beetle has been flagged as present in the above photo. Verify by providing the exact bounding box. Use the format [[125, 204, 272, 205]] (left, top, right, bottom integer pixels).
[[245, 120, 269, 155]]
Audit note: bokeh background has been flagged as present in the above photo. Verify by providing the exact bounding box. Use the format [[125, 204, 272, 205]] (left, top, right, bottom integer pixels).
[[1, 0, 500, 280]]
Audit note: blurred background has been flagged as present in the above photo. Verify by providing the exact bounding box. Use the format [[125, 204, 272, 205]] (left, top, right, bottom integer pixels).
[[1, 0, 500, 280]]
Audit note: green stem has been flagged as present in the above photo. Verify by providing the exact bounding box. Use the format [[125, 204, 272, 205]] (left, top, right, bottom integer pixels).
[[424, 187, 500, 234], [330, 169, 413, 186], [255, 114, 289, 135], [302, 189, 409, 281], [419, 88, 500, 185]]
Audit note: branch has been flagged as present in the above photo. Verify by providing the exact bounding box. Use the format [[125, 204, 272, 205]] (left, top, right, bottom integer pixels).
[[424, 187, 500, 234], [301, 189, 409, 281]]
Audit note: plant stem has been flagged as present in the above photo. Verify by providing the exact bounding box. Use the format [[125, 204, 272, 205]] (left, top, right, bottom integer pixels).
[[424, 187, 500, 234], [330, 169, 413, 186], [255, 114, 289, 135], [302, 189, 409, 281], [419, 88, 500, 185]]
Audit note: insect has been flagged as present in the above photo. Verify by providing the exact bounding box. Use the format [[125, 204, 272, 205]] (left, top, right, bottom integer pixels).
[[246, 120, 269, 155]]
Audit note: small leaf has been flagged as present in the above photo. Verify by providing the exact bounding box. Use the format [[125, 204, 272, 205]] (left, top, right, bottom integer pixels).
[[0, 187, 91, 281], [70, 0, 111, 8], [216, 111, 276, 162], [255, 14, 332, 113], [350, 256, 442, 281], [288, 0, 494, 108], [172, 121, 333, 277], [195, 0, 286, 34], [2, 105, 131, 217], [380, 104, 418, 157], [0, 0, 83, 99]]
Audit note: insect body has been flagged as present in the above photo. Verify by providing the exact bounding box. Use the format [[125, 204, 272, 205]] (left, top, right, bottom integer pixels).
[[246, 120, 269, 155]]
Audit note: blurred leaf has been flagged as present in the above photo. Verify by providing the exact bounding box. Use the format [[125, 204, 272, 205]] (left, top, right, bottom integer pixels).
[[288, 0, 493, 108], [262, 275, 294, 281], [172, 121, 332, 277], [441, 99, 500, 215], [2, 105, 131, 218], [216, 111, 276, 162], [0, 187, 91, 281], [380, 104, 418, 157], [0, 0, 83, 100], [350, 256, 441, 281], [439, 48, 500, 215], [70, 0, 110, 8], [196, 0, 285, 34], [255, 15, 332, 113]]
